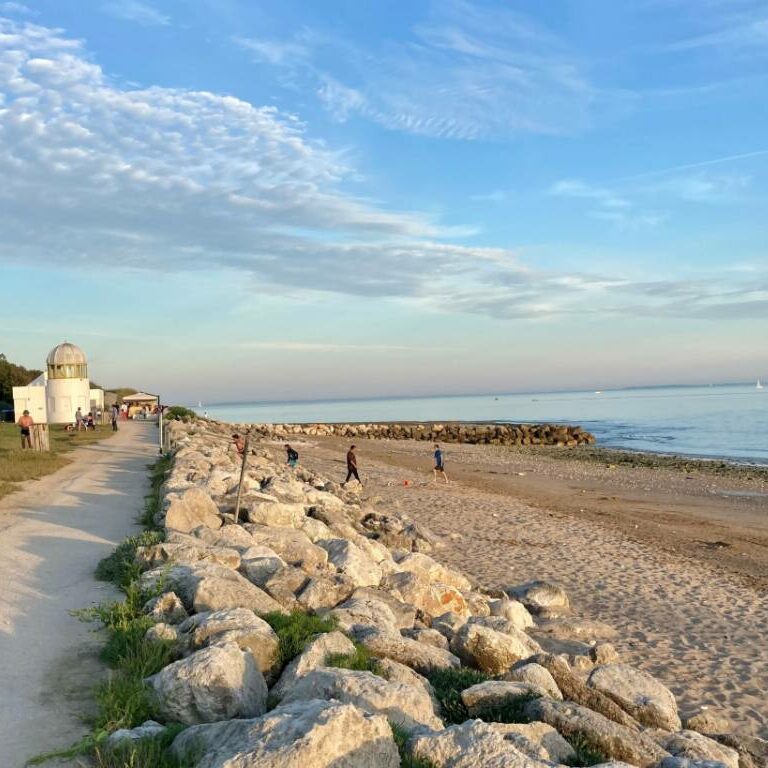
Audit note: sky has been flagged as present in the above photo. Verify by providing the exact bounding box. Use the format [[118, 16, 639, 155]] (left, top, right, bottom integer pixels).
[[0, 0, 766, 403]]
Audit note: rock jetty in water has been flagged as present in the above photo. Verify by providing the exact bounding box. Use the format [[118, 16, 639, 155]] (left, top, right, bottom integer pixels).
[[240, 421, 595, 447], [116, 417, 762, 768]]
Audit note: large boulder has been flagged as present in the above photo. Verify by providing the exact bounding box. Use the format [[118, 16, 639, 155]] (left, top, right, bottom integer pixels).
[[297, 573, 356, 611], [245, 525, 329, 570], [260, 476, 309, 503], [490, 722, 576, 764], [349, 587, 418, 629], [523, 697, 668, 768], [460, 681, 545, 717], [178, 608, 280, 678], [263, 565, 310, 611], [239, 546, 287, 587], [406, 719, 550, 767], [329, 596, 400, 634], [506, 581, 570, 616], [164, 487, 222, 534], [191, 524, 256, 552], [488, 598, 534, 629], [504, 662, 562, 700], [353, 626, 460, 676], [143, 591, 188, 624], [383, 571, 469, 618], [318, 538, 383, 588], [170, 699, 400, 767], [588, 664, 681, 730], [146, 643, 267, 725], [450, 623, 541, 675], [247, 502, 307, 528], [271, 631, 356, 701], [394, 552, 472, 592], [141, 563, 286, 616], [135, 542, 241, 571], [281, 667, 443, 732], [527, 654, 638, 728], [657, 731, 739, 768]]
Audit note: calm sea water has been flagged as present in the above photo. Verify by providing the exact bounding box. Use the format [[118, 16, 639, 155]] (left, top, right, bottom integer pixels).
[[196, 384, 768, 464]]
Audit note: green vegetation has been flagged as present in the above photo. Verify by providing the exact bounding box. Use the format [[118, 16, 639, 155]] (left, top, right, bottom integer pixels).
[[390, 723, 436, 768], [95, 530, 164, 589], [0, 352, 41, 409], [565, 733, 607, 767], [262, 611, 338, 668], [164, 405, 198, 422], [325, 643, 382, 675], [0, 422, 117, 500], [424, 667, 490, 724], [90, 725, 192, 768], [106, 388, 139, 404], [470, 692, 538, 725]]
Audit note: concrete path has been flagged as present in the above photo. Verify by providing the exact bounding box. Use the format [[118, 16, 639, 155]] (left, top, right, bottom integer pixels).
[[0, 422, 157, 767]]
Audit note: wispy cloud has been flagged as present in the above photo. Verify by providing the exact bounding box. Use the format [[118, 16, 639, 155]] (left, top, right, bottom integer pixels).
[[0, 17, 760, 325], [236, 0, 625, 140], [102, 1, 169, 26], [234, 342, 439, 352], [0, 2, 33, 14]]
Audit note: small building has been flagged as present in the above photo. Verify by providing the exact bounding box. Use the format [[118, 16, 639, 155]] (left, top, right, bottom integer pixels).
[[12, 342, 104, 424]]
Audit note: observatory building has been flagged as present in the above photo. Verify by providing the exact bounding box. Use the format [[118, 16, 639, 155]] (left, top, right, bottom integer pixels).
[[13, 342, 104, 424]]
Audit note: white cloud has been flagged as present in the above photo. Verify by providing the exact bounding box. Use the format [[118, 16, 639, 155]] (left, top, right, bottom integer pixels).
[[234, 341, 439, 352], [233, 36, 309, 66], [0, 2, 33, 14], [0, 17, 760, 324], [102, 1, 170, 26]]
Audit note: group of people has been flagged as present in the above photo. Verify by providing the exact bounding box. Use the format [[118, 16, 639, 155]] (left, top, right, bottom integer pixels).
[[230, 433, 449, 486]]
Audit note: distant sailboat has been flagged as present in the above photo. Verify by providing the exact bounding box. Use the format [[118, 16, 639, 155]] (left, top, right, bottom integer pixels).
[[758, 379, 764, 390]]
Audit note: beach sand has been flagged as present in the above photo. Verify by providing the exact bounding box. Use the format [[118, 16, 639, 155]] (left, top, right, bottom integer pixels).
[[293, 436, 768, 740]]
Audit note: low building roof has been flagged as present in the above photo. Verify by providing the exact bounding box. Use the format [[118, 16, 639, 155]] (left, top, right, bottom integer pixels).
[[121, 392, 159, 402]]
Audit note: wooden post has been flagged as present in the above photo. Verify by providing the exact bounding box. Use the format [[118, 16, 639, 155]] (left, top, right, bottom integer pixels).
[[31, 423, 50, 452], [233, 431, 251, 526]]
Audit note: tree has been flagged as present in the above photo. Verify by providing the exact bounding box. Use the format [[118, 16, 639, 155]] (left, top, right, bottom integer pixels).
[[0, 353, 43, 409]]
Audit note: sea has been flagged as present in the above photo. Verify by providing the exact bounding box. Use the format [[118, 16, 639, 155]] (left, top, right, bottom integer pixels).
[[195, 384, 768, 465]]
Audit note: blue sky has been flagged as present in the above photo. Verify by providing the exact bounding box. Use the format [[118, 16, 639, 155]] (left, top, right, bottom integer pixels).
[[0, 0, 766, 402]]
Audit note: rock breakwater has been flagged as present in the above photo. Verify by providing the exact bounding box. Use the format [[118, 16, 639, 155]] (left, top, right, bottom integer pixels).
[[109, 418, 764, 767], [243, 421, 595, 447]]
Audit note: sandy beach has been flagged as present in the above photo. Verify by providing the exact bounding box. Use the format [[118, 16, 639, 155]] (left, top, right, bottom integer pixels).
[[290, 436, 768, 740]]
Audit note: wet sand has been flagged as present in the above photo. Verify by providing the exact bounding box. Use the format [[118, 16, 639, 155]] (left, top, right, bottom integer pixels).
[[295, 437, 768, 739]]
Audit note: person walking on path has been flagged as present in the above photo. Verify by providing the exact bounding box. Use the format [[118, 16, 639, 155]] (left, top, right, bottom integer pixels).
[[433, 443, 448, 483], [75, 407, 84, 431], [111, 404, 119, 432], [342, 445, 363, 487], [17, 410, 33, 449], [285, 444, 299, 468]]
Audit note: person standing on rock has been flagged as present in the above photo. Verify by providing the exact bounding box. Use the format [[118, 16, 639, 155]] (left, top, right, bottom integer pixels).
[[433, 443, 448, 483], [342, 444, 362, 487], [17, 410, 33, 449], [285, 444, 299, 468], [232, 433, 245, 457]]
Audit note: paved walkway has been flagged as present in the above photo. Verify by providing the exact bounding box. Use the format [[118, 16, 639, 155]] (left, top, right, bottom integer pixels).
[[0, 422, 157, 767]]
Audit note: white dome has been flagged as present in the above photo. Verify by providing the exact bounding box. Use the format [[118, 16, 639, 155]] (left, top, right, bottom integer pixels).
[[46, 342, 88, 367]]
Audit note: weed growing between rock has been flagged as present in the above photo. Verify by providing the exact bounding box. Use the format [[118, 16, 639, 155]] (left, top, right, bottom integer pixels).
[[262, 610, 338, 668], [471, 692, 539, 725], [90, 725, 191, 768], [325, 643, 382, 675], [95, 530, 164, 589], [424, 667, 490, 724], [389, 723, 437, 768], [565, 732, 607, 766]]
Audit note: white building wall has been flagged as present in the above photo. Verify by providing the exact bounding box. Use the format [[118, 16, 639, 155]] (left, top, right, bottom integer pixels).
[[47, 377, 91, 424], [12, 384, 47, 424]]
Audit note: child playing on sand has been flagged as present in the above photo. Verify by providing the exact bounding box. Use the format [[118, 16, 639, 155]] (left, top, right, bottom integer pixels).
[[433, 443, 448, 483], [285, 444, 299, 468]]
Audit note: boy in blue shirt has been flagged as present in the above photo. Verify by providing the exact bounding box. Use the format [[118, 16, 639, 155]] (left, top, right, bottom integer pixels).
[[433, 443, 448, 484]]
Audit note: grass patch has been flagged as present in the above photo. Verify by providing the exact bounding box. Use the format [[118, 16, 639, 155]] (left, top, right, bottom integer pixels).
[[164, 406, 198, 422], [0, 422, 116, 500], [140, 454, 172, 529], [263, 610, 338, 667], [390, 723, 436, 768], [95, 530, 164, 588], [424, 667, 490, 724], [565, 733, 607, 766], [471, 692, 538, 724], [92, 725, 192, 768], [325, 644, 381, 675]]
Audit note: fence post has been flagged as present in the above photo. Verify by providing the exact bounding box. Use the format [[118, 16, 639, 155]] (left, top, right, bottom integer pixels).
[[158, 409, 164, 455], [233, 431, 251, 525], [31, 423, 50, 451]]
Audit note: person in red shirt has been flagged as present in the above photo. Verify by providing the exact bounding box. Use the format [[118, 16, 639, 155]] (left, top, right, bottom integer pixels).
[[17, 410, 33, 449]]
